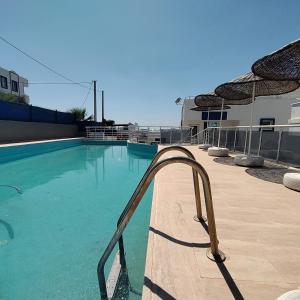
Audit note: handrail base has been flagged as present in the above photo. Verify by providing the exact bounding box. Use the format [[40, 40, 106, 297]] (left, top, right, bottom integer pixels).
[[206, 248, 226, 262], [193, 215, 207, 222], [106, 251, 122, 299]]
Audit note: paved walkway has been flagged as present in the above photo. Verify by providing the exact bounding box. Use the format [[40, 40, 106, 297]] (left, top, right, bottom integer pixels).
[[143, 146, 300, 300]]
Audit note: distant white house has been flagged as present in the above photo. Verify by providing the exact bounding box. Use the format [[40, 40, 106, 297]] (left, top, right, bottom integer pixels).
[[182, 89, 300, 133], [0, 66, 29, 103]]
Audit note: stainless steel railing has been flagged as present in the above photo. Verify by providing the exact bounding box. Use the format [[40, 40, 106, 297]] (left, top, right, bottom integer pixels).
[[85, 125, 193, 144], [204, 124, 300, 165], [97, 146, 224, 299], [86, 126, 129, 141], [118, 146, 206, 227], [191, 128, 209, 145]]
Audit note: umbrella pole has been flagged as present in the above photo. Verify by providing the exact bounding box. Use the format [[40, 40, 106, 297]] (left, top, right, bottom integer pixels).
[[207, 109, 210, 144], [217, 99, 224, 148], [247, 81, 256, 156]]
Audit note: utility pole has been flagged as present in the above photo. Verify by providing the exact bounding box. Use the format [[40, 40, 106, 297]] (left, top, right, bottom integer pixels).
[[93, 80, 97, 122], [102, 90, 104, 123]]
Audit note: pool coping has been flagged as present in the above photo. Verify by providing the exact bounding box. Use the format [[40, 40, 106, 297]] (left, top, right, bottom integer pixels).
[[0, 137, 83, 148]]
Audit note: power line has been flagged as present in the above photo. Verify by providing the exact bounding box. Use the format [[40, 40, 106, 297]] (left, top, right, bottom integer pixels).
[[27, 82, 91, 85], [81, 82, 93, 108], [0, 35, 91, 90]]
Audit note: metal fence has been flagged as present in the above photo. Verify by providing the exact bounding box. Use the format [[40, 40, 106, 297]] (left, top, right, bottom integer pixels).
[[86, 126, 129, 140], [85, 125, 193, 144], [0, 99, 75, 124], [193, 124, 300, 167]]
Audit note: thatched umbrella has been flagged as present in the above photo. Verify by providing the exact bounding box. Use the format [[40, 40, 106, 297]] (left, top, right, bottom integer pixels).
[[215, 72, 299, 166], [252, 39, 300, 80], [191, 105, 231, 111]]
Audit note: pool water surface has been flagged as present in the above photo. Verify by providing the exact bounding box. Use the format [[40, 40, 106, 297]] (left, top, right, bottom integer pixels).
[[0, 144, 154, 299]]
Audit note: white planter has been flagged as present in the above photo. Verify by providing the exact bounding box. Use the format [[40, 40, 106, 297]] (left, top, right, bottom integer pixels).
[[199, 144, 211, 150], [277, 290, 300, 300], [234, 154, 264, 167], [207, 147, 229, 157], [283, 173, 300, 192]]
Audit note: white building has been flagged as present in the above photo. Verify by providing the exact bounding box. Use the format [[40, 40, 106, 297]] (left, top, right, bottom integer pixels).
[[289, 102, 300, 132], [0, 66, 29, 103], [182, 89, 300, 133]]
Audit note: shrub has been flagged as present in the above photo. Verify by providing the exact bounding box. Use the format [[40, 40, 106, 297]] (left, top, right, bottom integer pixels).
[[68, 107, 86, 120]]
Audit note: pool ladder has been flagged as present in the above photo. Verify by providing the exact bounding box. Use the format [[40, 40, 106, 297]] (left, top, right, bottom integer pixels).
[[97, 145, 225, 299]]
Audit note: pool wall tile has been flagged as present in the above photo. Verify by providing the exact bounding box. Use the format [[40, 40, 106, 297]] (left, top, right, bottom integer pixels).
[[82, 140, 127, 146], [0, 139, 82, 164], [127, 141, 158, 156]]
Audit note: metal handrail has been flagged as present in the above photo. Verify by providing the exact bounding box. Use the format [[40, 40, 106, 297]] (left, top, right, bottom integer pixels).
[[208, 123, 300, 129], [191, 128, 207, 139], [116, 146, 205, 272], [118, 146, 204, 227], [97, 155, 225, 299], [191, 128, 209, 145]]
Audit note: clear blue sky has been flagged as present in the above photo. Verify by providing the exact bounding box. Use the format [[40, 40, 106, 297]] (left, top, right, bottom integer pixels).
[[1, 0, 300, 125]]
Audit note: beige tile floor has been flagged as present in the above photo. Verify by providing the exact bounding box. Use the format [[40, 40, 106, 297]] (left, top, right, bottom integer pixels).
[[142, 146, 300, 300]]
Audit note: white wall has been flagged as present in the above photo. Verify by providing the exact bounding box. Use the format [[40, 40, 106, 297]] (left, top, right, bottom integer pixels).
[[0, 66, 29, 102], [290, 102, 300, 121], [289, 102, 300, 132], [0, 120, 79, 143], [182, 88, 300, 130], [182, 98, 203, 126]]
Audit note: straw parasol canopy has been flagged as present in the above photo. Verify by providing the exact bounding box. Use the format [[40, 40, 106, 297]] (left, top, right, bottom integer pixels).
[[215, 72, 300, 100], [214, 71, 300, 162], [191, 105, 231, 111], [252, 39, 300, 80], [194, 93, 224, 107], [194, 92, 252, 107]]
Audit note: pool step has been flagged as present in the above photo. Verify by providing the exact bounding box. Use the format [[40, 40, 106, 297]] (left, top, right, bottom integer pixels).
[[106, 251, 122, 300]]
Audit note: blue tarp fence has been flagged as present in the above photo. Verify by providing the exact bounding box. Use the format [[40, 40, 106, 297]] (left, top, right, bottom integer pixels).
[[0, 99, 76, 124]]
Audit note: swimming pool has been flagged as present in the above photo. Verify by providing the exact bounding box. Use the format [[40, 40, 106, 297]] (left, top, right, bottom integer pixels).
[[0, 142, 155, 299]]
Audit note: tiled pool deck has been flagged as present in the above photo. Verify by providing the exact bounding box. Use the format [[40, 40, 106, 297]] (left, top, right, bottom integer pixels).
[[143, 145, 300, 300]]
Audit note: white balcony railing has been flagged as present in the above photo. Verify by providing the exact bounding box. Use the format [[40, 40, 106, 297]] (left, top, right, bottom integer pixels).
[[85, 125, 193, 144]]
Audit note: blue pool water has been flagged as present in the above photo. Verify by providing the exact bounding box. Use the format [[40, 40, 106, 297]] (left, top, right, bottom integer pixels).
[[0, 144, 154, 299]]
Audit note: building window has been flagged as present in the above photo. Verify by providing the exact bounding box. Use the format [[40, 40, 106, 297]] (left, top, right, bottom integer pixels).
[[259, 118, 275, 132], [0, 76, 8, 89], [202, 111, 227, 121], [11, 80, 18, 92]]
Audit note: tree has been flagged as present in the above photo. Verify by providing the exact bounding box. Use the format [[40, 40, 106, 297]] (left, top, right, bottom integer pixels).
[[104, 119, 115, 126], [68, 107, 86, 121]]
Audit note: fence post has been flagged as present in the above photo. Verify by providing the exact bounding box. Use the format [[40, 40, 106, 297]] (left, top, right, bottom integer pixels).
[[212, 128, 215, 146], [225, 129, 228, 148], [244, 129, 248, 155], [276, 129, 283, 162], [29, 104, 33, 122], [180, 127, 183, 144], [257, 129, 263, 156], [233, 128, 237, 152], [160, 127, 162, 144]]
